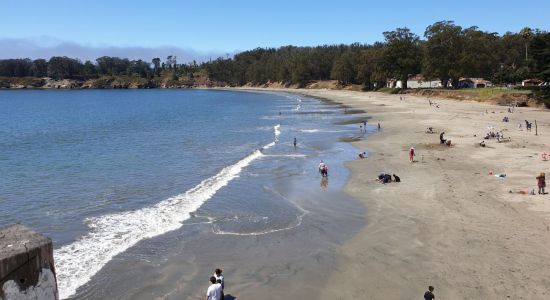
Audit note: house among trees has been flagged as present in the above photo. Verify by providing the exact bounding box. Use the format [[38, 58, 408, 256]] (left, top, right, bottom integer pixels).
[[386, 75, 443, 89], [522, 79, 543, 86], [406, 74, 442, 88], [457, 78, 492, 88]]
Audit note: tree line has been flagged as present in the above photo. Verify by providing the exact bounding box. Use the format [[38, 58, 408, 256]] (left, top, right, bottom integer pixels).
[[1, 21, 549, 89], [205, 21, 549, 89], [0, 55, 200, 80]]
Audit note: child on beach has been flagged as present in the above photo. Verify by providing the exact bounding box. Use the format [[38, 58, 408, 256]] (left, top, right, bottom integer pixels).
[[536, 172, 546, 194], [409, 146, 415, 162]]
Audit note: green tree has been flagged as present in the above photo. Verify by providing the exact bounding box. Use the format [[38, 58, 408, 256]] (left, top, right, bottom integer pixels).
[[83, 60, 97, 78], [460, 27, 500, 79], [31, 59, 48, 77], [531, 31, 550, 81], [520, 27, 533, 62], [331, 51, 355, 84], [381, 27, 422, 89], [152, 58, 161, 75], [423, 21, 464, 88]]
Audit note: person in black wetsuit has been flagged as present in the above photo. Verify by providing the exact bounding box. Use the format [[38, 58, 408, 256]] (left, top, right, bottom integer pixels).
[[440, 132, 446, 144]]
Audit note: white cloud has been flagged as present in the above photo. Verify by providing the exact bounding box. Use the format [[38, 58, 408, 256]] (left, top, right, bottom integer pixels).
[[0, 37, 233, 63]]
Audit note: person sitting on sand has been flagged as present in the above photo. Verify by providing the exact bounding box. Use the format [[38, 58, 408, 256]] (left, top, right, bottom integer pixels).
[[383, 174, 392, 184], [426, 127, 434, 134], [480, 140, 486, 147], [206, 276, 222, 300], [440, 132, 446, 144], [393, 174, 401, 182], [536, 172, 546, 194]]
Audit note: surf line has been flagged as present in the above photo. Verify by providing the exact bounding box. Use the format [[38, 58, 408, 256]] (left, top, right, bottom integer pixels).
[[54, 125, 282, 299]]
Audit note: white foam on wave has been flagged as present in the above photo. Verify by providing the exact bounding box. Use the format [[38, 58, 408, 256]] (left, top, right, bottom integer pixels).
[[300, 129, 320, 133], [55, 122, 286, 299], [262, 142, 276, 150], [274, 124, 281, 140], [54, 148, 265, 299], [294, 104, 301, 111]]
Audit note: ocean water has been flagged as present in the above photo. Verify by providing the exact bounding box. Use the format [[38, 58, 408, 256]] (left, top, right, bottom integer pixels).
[[0, 89, 368, 299]]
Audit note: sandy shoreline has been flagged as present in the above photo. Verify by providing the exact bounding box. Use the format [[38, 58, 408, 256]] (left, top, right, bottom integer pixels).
[[263, 89, 549, 300]]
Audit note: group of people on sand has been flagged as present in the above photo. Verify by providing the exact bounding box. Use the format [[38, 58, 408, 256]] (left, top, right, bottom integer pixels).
[[377, 172, 401, 184], [484, 130, 508, 142], [206, 269, 225, 300]]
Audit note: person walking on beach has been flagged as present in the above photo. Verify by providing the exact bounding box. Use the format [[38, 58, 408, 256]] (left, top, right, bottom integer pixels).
[[206, 276, 222, 300], [424, 286, 435, 300], [409, 146, 415, 162], [377, 123, 381, 131], [536, 172, 546, 194]]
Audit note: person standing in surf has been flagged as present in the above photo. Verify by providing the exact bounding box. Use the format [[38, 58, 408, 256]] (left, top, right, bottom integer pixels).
[[293, 137, 297, 148], [319, 160, 328, 177]]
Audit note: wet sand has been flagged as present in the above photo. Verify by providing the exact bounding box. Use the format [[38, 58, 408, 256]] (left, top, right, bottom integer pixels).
[[285, 89, 550, 299]]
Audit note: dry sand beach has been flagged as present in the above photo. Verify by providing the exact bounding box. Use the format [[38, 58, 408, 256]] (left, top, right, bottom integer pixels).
[[259, 89, 550, 299]]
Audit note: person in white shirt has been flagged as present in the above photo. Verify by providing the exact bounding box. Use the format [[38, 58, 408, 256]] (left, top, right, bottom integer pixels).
[[206, 276, 222, 300]]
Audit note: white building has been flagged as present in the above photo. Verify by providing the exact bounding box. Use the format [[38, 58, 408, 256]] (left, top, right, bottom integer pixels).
[[407, 74, 442, 88]]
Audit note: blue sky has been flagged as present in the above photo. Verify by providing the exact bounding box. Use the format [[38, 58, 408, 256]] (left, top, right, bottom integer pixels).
[[1, 0, 549, 61]]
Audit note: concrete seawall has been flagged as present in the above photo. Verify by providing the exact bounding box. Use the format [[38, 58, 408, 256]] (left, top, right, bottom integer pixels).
[[0, 225, 58, 300]]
